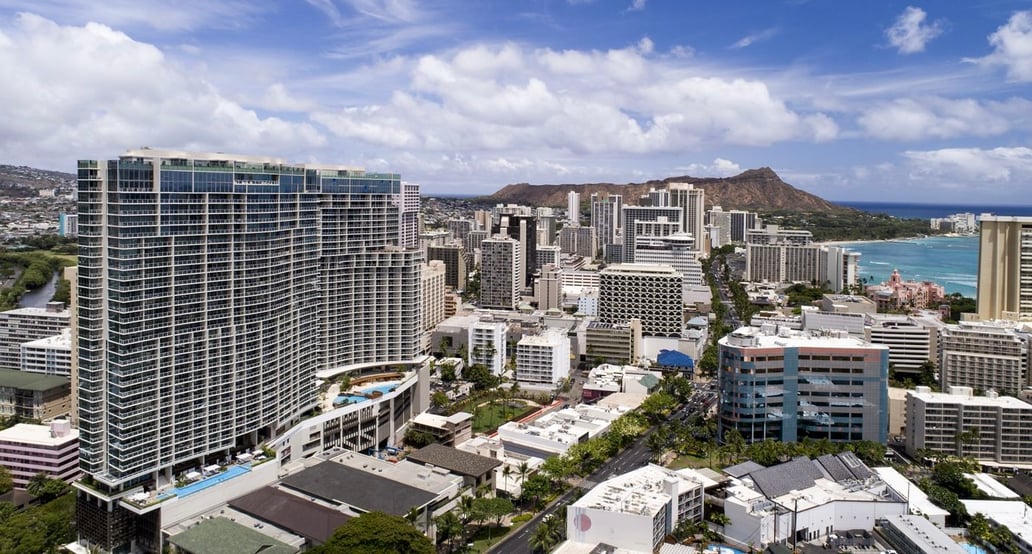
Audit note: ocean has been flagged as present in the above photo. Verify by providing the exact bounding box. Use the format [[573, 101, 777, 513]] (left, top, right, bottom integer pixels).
[[833, 235, 980, 298], [836, 201, 1032, 220], [831, 202, 1032, 299]]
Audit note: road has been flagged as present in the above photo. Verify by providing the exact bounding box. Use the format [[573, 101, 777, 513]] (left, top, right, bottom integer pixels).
[[487, 431, 654, 554]]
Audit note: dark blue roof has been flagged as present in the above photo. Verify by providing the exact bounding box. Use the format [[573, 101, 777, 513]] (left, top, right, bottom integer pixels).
[[657, 349, 694, 368]]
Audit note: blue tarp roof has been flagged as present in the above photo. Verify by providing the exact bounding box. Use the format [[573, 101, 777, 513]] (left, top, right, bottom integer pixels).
[[657, 349, 694, 368]]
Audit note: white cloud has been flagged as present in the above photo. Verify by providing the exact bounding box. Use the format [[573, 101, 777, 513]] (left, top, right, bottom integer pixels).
[[968, 11, 1032, 81], [857, 96, 1031, 141], [678, 158, 742, 177], [885, 6, 944, 54], [0, 0, 267, 32], [627, 0, 646, 12], [0, 14, 325, 168], [904, 146, 1032, 184], [310, 42, 837, 158], [731, 28, 779, 49]]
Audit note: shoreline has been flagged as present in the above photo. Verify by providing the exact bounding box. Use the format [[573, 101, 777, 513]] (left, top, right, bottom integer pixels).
[[818, 233, 977, 247]]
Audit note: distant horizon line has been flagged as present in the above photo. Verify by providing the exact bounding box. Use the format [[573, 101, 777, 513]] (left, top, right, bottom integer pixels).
[[420, 193, 1032, 208]]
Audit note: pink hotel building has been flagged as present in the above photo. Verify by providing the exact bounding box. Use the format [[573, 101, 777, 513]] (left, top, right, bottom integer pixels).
[[0, 419, 79, 488]]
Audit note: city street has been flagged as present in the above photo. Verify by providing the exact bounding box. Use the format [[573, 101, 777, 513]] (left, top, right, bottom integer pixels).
[[487, 430, 654, 554]]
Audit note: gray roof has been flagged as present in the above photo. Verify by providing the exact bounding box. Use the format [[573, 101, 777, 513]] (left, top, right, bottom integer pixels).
[[724, 460, 765, 478], [0, 369, 69, 391], [407, 443, 501, 478], [749, 456, 824, 498], [281, 461, 438, 517], [835, 451, 873, 480], [230, 486, 350, 544], [816, 454, 853, 482]]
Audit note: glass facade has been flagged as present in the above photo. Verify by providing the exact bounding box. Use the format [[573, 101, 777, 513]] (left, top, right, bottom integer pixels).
[[77, 153, 421, 488]]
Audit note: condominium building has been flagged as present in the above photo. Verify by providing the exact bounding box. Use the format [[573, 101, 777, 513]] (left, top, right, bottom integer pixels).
[[558, 225, 596, 259], [977, 215, 1032, 321], [718, 326, 889, 444], [466, 228, 488, 255], [633, 232, 704, 303], [632, 216, 681, 248], [0, 419, 79, 488], [621, 206, 682, 263], [75, 150, 423, 551], [480, 236, 521, 310], [0, 303, 70, 371], [560, 269, 600, 289], [747, 244, 859, 290], [667, 183, 705, 255], [590, 193, 622, 261], [567, 465, 712, 552], [535, 245, 561, 272], [422, 260, 447, 332], [397, 181, 421, 249], [516, 328, 571, 386], [865, 314, 939, 379], [59, 213, 78, 237], [746, 225, 813, 246], [642, 187, 670, 207], [468, 318, 508, 375], [599, 264, 684, 337], [492, 209, 536, 287], [567, 191, 580, 224], [534, 264, 562, 312], [940, 321, 1030, 394], [19, 328, 72, 377], [427, 243, 468, 290], [905, 386, 1032, 469], [537, 211, 557, 247], [445, 219, 473, 246]]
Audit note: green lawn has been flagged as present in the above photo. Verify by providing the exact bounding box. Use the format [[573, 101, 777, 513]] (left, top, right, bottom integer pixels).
[[471, 401, 536, 434], [469, 524, 512, 553], [667, 453, 716, 470]]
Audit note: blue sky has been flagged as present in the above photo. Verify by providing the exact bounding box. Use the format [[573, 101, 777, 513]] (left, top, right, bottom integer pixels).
[[0, 1, 1030, 203]]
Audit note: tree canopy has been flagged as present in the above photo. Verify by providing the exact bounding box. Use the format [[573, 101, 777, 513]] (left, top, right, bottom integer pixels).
[[310, 511, 434, 554]]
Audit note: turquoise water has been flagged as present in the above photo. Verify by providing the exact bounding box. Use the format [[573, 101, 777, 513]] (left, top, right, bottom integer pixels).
[[836, 235, 979, 298], [159, 464, 251, 500], [961, 544, 987, 554], [334, 383, 399, 406]]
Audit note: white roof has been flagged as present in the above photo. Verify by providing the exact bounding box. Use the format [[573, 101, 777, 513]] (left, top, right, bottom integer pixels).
[[21, 329, 73, 350], [573, 463, 708, 518], [964, 473, 1020, 499], [961, 500, 1032, 543], [0, 423, 78, 446], [907, 389, 1031, 409], [872, 467, 949, 520]]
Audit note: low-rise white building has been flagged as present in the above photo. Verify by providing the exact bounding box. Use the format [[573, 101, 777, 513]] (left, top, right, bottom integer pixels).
[[567, 465, 715, 552], [961, 500, 1032, 554], [722, 453, 906, 549], [581, 364, 662, 403], [496, 403, 627, 459], [516, 328, 571, 386], [871, 466, 949, 527]]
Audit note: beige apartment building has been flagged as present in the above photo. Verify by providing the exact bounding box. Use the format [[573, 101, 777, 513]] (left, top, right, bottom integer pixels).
[[977, 215, 1032, 321]]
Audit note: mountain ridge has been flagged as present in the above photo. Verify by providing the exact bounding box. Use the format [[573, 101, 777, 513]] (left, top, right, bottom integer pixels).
[[487, 167, 848, 212]]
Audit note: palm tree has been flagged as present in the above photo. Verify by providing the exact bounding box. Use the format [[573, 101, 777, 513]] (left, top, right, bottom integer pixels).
[[26, 472, 48, 498], [501, 465, 513, 496], [435, 511, 462, 553]]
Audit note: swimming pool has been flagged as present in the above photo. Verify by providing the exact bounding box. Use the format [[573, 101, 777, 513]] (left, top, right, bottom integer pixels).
[[158, 464, 251, 500], [962, 544, 987, 554], [333, 382, 400, 405]]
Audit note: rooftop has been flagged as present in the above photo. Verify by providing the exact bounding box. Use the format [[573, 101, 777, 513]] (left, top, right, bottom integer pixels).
[[721, 325, 887, 351], [574, 464, 714, 517], [407, 443, 502, 478], [0, 369, 69, 391], [0, 422, 77, 446], [908, 386, 1031, 409], [21, 329, 72, 350], [281, 458, 439, 516], [961, 500, 1032, 544], [167, 517, 297, 554], [0, 306, 69, 318], [871, 467, 949, 521], [229, 487, 350, 544], [880, 514, 966, 554]]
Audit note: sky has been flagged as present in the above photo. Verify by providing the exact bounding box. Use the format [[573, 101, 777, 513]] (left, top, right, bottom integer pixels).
[[0, 1, 1031, 203]]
